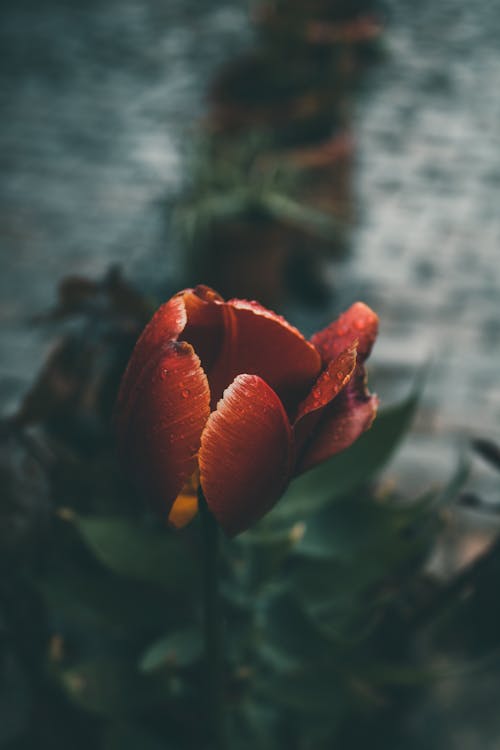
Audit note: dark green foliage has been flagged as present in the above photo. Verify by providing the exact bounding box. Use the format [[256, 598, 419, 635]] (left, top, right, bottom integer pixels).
[[70, 515, 197, 592], [175, 135, 346, 249], [268, 379, 420, 522], [1, 271, 495, 750]]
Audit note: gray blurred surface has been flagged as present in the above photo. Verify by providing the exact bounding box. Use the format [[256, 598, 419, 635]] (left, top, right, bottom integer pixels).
[[0, 0, 250, 412], [340, 0, 500, 502]]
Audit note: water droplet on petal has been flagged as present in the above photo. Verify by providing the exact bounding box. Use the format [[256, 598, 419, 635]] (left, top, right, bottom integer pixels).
[[181, 389, 190, 399], [160, 368, 169, 380], [336, 371, 344, 381]]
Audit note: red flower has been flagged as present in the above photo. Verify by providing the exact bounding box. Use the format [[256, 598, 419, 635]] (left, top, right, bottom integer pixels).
[[115, 286, 378, 536]]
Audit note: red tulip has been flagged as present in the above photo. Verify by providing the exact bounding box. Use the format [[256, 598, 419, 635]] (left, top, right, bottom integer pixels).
[[115, 286, 378, 536]]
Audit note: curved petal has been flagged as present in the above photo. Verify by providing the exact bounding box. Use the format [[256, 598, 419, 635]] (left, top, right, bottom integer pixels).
[[120, 289, 322, 415], [297, 365, 379, 474], [293, 345, 357, 455], [168, 492, 199, 529], [311, 302, 378, 366], [199, 374, 294, 536], [115, 285, 224, 434], [207, 299, 322, 410], [183, 284, 224, 306], [181, 286, 225, 377], [117, 341, 210, 519], [115, 295, 187, 435], [168, 469, 200, 529]]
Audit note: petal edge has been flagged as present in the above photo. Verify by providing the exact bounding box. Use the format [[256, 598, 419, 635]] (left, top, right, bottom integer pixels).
[[118, 341, 210, 519], [199, 374, 294, 536], [297, 365, 378, 474], [293, 345, 357, 456], [311, 302, 378, 366], [207, 299, 322, 409]]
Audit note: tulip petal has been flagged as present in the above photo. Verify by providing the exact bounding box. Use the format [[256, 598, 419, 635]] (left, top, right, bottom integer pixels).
[[168, 469, 200, 529], [311, 302, 378, 365], [168, 493, 199, 529], [207, 299, 322, 409], [116, 285, 225, 435], [181, 286, 225, 376], [119, 288, 322, 415], [293, 345, 357, 455], [115, 295, 187, 435], [297, 365, 379, 474], [118, 341, 210, 519], [199, 374, 294, 536]]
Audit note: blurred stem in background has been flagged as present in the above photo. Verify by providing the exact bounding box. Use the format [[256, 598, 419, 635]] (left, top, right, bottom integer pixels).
[[199, 488, 227, 750]]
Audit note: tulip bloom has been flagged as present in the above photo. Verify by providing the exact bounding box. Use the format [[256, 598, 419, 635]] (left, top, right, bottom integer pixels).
[[115, 286, 378, 536]]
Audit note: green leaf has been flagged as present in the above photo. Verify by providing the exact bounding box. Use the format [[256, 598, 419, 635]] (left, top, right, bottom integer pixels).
[[103, 722, 169, 750], [231, 698, 280, 750], [37, 568, 169, 635], [435, 453, 470, 507], [0, 652, 29, 746], [357, 661, 436, 688], [269, 381, 422, 523], [293, 491, 434, 562], [139, 628, 202, 673], [58, 659, 167, 717], [263, 191, 344, 240], [66, 514, 197, 591], [291, 495, 438, 640], [259, 592, 340, 671], [255, 666, 346, 718]]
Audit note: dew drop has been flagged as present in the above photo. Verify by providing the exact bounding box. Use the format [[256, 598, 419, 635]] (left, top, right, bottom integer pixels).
[[181, 389, 190, 399], [160, 368, 169, 380], [354, 319, 365, 331], [336, 371, 344, 381], [311, 394, 321, 407]]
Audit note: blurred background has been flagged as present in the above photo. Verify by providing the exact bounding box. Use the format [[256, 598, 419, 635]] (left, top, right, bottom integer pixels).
[[1, 1, 500, 748]]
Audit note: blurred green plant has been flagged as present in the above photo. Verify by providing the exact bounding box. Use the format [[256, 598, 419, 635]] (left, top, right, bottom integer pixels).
[[172, 0, 383, 310], [175, 134, 346, 248], [34, 384, 459, 750], [174, 133, 350, 307], [2, 271, 497, 750]]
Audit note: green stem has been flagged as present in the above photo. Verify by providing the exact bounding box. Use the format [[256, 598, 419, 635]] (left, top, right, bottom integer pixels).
[[199, 489, 227, 750]]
